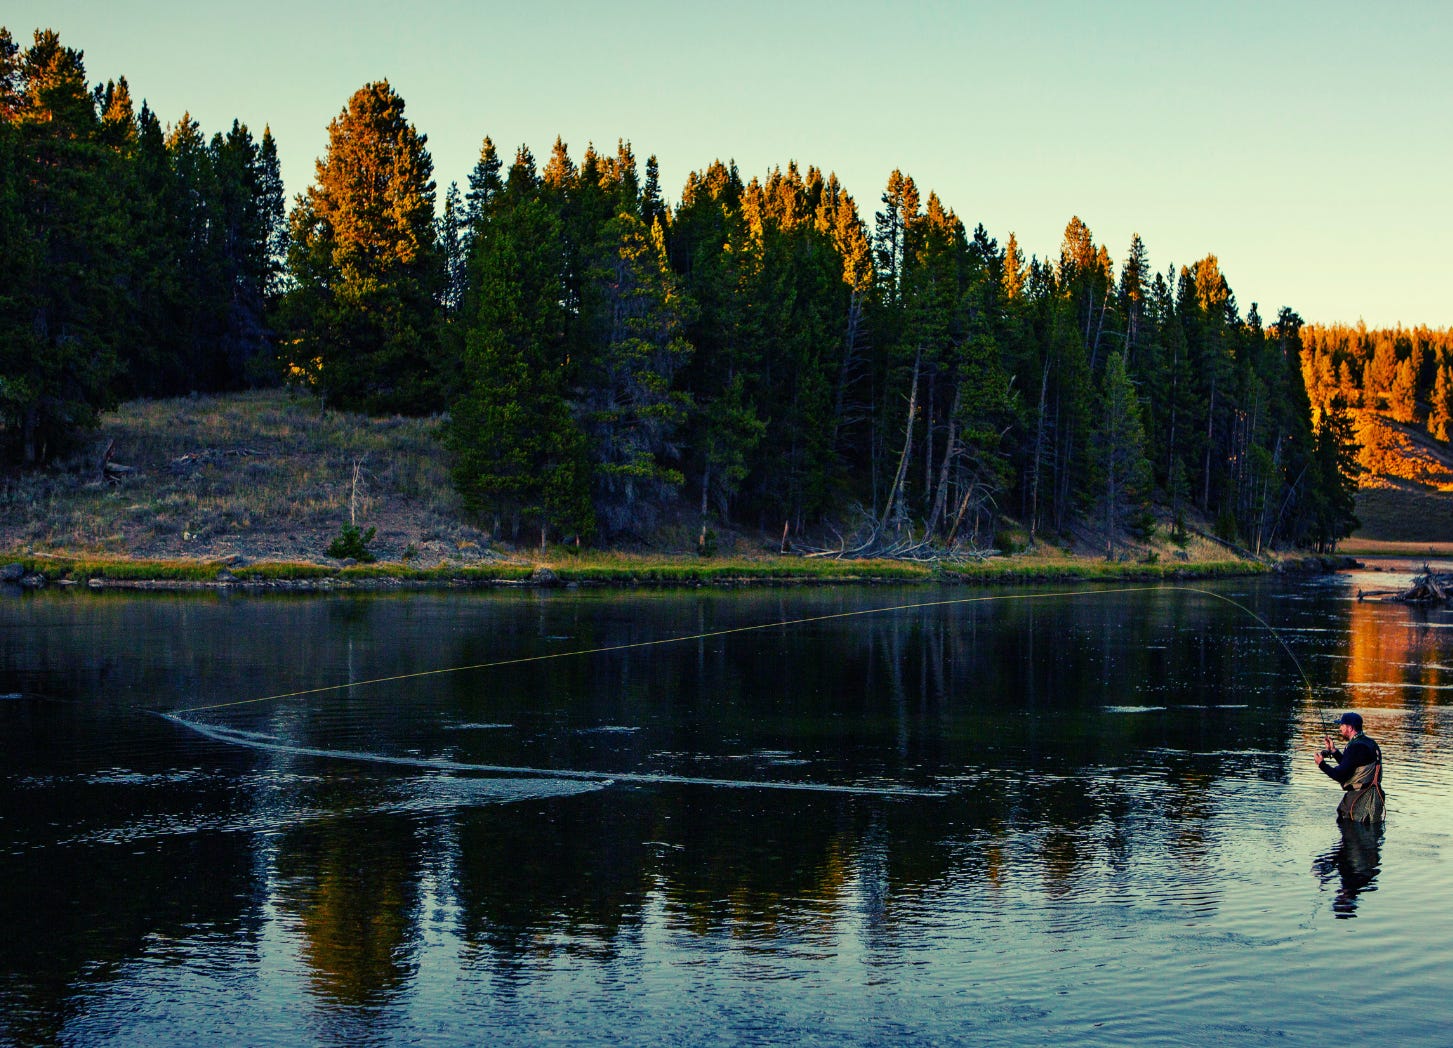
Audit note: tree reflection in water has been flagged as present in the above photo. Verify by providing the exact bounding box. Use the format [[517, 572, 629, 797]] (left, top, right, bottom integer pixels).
[[1313, 820, 1383, 918]]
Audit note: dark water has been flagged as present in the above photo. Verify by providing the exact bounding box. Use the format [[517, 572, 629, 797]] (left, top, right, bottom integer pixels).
[[2, 572, 1450, 1046]]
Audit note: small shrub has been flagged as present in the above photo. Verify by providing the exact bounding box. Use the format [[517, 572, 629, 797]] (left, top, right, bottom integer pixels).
[[326, 522, 377, 562]]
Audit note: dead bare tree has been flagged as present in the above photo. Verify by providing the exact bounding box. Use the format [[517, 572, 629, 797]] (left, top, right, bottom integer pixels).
[[879, 349, 921, 535]]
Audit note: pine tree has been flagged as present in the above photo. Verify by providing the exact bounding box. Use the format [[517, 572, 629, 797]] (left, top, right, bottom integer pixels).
[[1178, 255, 1236, 517], [1309, 397, 1361, 553], [462, 135, 503, 248], [817, 173, 873, 457], [1428, 361, 1453, 442], [446, 188, 594, 544], [88, 75, 164, 395], [873, 169, 918, 310], [1118, 234, 1151, 368], [1256, 307, 1318, 551], [1092, 351, 1152, 559], [641, 154, 665, 228], [741, 165, 851, 529], [0, 29, 122, 465], [0, 28, 21, 119], [671, 159, 762, 524], [164, 113, 225, 388], [579, 212, 694, 536], [95, 76, 136, 149], [1057, 216, 1115, 366], [611, 139, 640, 206], [283, 81, 442, 413], [208, 119, 279, 388], [1364, 333, 1397, 406], [1388, 356, 1419, 423], [1001, 232, 1025, 301], [895, 190, 961, 529], [0, 53, 34, 457], [505, 144, 539, 198], [257, 127, 288, 304], [116, 99, 185, 397], [1048, 296, 1095, 530], [439, 182, 467, 316], [541, 135, 577, 192], [536, 137, 591, 361], [869, 169, 923, 526], [942, 325, 1017, 548]]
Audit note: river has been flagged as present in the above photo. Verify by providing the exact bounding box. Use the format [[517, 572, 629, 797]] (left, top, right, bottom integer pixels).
[[1, 571, 1449, 1046]]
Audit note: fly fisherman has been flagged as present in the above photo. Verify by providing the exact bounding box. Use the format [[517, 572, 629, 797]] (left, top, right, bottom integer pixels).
[[1314, 712, 1386, 823]]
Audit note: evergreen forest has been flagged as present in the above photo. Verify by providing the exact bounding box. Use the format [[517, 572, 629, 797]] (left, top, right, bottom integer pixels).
[[7, 27, 1433, 557]]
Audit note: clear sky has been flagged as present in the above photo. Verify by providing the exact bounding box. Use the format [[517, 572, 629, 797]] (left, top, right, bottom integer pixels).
[[9, 0, 1451, 327]]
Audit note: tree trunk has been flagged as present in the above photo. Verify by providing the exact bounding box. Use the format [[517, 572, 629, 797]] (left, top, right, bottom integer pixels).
[[22, 407, 39, 466], [1028, 360, 1049, 543], [1167, 336, 1179, 485], [922, 369, 935, 514], [1054, 395, 1074, 535], [880, 349, 922, 534], [831, 290, 864, 447], [944, 486, 974, 549], [1105, 464, 1116, 560], [1088, 283, 1111, 372], [1202, 378, 1216, 511], [699, 458, 712, 553], [926, 384, 961, 538], [97, 439, 117, 483]]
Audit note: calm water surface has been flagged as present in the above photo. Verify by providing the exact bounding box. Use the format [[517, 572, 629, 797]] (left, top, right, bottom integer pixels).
[[2, 572, 1451, 1046]]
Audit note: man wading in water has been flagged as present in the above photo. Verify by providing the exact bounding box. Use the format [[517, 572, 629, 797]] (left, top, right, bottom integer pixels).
[[1314, 712, 1386, 823]]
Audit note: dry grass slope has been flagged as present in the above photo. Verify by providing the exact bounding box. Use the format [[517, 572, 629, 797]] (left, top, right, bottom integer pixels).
[[0, 390, 492, 564]]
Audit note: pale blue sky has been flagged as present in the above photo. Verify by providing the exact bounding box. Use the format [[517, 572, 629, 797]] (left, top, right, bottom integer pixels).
[[10, 1, 1451, 326]]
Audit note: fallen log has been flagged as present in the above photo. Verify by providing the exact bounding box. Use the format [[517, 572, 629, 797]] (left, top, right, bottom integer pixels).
[[1356, 588, 1403, 602], [1367, 564, 1453, 604]]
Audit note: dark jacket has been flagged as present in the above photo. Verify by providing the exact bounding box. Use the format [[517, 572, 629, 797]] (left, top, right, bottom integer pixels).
[[1319, 733, 1381, 787]]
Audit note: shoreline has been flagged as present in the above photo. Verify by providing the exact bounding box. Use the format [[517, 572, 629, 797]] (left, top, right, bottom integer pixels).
[[1, 549, 1352, 594]]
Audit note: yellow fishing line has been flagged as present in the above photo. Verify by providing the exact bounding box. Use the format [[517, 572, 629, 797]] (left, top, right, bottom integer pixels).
[[174, 583, 1317, 716]]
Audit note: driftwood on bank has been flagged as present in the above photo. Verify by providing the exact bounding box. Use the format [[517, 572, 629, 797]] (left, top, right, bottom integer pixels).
[[1358, 564, 1453, 604], [96, 439, 138, 484], [788, 509, 999, 564]]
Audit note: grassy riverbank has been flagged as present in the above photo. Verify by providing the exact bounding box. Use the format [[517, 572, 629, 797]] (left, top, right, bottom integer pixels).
[[1, 389, 1277, 589], [0, 548, 1270, 590]]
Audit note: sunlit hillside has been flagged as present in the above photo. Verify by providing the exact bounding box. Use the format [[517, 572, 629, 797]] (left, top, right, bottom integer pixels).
[[1348, 410, 1453, 547]]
